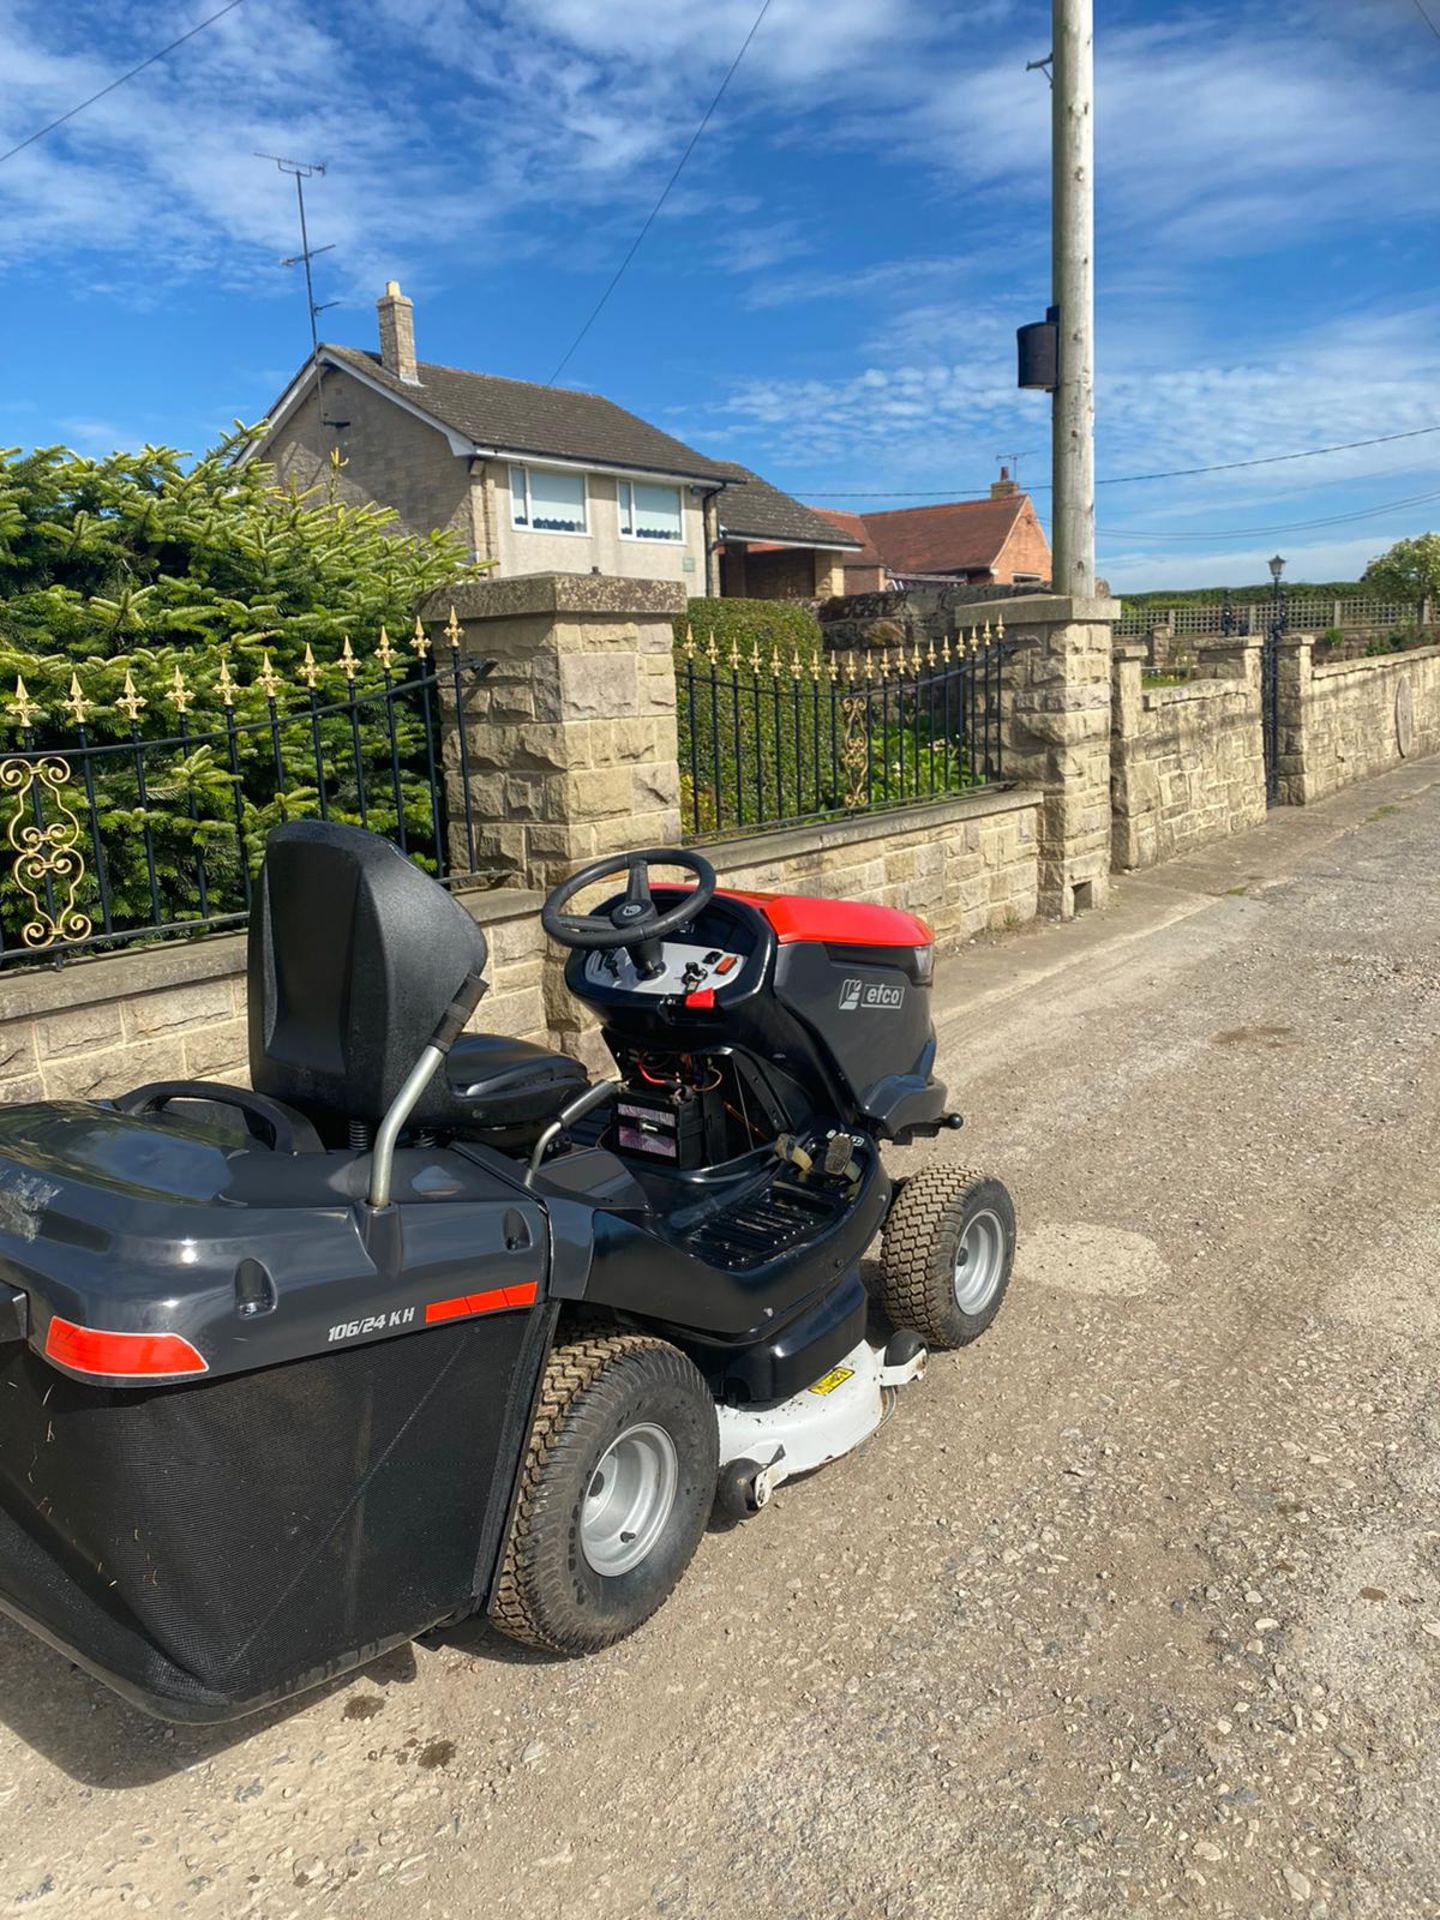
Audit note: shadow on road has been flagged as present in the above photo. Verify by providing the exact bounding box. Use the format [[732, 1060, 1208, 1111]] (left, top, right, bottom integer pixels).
[[0, 1615, 428, 1788]]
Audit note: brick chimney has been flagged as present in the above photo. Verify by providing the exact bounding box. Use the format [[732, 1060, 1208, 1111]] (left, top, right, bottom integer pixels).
[[377, 280, 419, 384], [990, 464, 1019, 500]]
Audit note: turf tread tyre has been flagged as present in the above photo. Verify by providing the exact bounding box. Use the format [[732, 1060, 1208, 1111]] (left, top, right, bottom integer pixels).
[[491, 1332, 715, 1655], [879, 1166, 1015, 1351]]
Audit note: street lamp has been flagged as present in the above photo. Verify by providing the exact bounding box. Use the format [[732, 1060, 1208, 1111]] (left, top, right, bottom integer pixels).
[[1268, 554, 1286, 637]]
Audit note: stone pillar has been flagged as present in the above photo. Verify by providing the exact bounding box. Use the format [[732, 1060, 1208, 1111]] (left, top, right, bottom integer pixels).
[[1195, 631, 1263, 691], [1274, 634, 1313, 805], [425, 572, 686, 892], [993, 593, 1118, 917], [424, 574, 686, 1062]]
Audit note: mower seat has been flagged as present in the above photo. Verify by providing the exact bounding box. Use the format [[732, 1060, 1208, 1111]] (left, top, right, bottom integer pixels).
[[446, 1033, 588, 1127], [246, 821, 588, 1149]]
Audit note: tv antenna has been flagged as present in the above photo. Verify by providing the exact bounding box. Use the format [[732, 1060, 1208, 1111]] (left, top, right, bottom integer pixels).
[[996, 450, 1037, 487], [256, 152, 337, 354]]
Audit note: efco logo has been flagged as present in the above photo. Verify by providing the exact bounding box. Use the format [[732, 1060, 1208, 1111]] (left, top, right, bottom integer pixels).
[[839, 977, 904, 1012]]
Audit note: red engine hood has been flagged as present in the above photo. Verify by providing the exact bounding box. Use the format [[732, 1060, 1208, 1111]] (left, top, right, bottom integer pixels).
[[714, 889, 933, 949]]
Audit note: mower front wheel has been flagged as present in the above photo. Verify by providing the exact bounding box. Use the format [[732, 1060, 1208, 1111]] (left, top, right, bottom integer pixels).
[[491, 1332, 718, 1656], [878, 1167, 1015, 1351]]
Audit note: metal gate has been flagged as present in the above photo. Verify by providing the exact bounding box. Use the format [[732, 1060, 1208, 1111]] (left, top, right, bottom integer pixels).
[[1261, 626, 1281, 804], [1224, 592, 1283, 805]]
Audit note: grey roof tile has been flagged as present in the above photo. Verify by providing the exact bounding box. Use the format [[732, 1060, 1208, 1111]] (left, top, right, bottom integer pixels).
[[712, 461, 862, 549], [324, 346, 734, 482]]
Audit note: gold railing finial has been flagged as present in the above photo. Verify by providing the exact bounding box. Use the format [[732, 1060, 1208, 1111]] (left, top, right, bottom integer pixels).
[[218, 659, 237, 708], [117, 671, 146, 724], [444, 606, 463, 651], [256, 652, 282, 701], [339, 636, 359, 682], [299, 643, 320, 690], [376, 625, 398, 670], [8, 675, 40, 730], [62, 673, 92, 727], [411, 615, 431, 660], [167, 664, 194, 715]]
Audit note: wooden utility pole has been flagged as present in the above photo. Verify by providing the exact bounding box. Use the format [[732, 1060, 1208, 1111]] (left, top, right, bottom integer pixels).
[[1051, 0, 1095, 599]]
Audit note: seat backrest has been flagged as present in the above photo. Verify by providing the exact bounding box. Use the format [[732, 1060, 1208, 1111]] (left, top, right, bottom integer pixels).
[[247, 822, 488, 1141]]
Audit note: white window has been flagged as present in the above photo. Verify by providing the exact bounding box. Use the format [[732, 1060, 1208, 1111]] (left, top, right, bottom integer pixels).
[[510, 464, 587, 535], [619, 480, 684, 543]]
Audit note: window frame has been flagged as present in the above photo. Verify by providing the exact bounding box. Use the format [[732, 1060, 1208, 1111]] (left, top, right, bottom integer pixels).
[[510, 463, 589, 537], [618, 479, 686, 545]]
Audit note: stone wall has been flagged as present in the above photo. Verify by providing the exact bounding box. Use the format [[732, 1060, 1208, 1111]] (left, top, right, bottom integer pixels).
[[1110, 639, 1267, 871], [708, 788, 1040, 947], [0, 888, 547, 1107], [818, 583, 1042, 657], [1277, 639, 1440, 804]]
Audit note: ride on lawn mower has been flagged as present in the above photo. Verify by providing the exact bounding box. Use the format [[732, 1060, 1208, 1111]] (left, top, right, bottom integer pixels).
[[0, 823, 1015, 1721]]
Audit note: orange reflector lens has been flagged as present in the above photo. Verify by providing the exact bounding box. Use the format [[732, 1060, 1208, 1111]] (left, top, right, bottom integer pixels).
[[44, 1316, 208, 1379]]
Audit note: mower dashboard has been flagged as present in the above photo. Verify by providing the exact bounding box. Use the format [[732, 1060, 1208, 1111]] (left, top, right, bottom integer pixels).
[[582, 937, 746, 998], [568, 891, 768, 1012]]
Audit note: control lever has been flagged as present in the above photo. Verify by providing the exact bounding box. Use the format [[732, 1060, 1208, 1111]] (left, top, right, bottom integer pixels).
[[525, 1079, 619, 1185]]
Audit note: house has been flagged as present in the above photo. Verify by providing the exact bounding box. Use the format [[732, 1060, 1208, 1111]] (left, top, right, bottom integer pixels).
[[799, 508, 888, 594], [250, 282, 852, 601], [810, 469, 1051, 593], [711, 463, 863, 601]]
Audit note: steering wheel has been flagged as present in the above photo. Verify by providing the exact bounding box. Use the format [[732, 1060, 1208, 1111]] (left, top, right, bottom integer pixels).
[[541, 849, 717, 970]]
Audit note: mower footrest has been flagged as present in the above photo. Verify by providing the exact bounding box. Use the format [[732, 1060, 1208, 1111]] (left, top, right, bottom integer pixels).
[[688, 1180, 842, 1270]]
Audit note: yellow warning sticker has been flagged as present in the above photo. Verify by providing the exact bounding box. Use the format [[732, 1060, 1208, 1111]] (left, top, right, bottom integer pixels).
[[809, 1365, 855, 1396]]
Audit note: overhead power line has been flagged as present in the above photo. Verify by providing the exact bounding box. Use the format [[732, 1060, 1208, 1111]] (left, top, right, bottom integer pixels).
[[1097, 485, 1440, 542], [0, 0, 246, 167], [1413, 0, 1440, 42], [546, 0, 773, 386], [807, 423, 1440, 498]]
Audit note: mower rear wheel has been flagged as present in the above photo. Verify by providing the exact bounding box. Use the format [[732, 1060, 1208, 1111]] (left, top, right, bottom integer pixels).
[[490, 1332, 718, 1656], [878, 1167, 1015, 1351]]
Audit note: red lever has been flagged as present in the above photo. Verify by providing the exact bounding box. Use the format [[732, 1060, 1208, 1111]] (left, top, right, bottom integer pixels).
[[684, 989, 717, 1009]]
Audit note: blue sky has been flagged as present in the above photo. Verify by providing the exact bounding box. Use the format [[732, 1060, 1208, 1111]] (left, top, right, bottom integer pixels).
[[1, 0, 1437, 590]]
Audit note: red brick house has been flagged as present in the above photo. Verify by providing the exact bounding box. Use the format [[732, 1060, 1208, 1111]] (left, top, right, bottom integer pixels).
[[811, 469, 1051, 594]]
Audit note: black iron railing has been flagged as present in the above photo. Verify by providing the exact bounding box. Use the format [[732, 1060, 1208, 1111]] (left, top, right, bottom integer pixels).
[[1, 626, 495, 967], [677, 625, 1007, 842]]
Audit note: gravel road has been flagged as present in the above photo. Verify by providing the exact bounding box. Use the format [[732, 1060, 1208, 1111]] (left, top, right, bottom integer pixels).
[[2, 761, 1438, 1920]]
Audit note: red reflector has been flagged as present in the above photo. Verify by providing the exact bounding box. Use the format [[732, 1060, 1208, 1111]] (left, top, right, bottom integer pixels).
[[425, 1280, 539, 1326], [45, 1316, 207, 1379], [423, 1295, 473, 1325], [684, 989, 717, 1009]]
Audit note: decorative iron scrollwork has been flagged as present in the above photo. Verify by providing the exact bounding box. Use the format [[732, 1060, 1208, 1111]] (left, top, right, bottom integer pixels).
[[840, 694, 870, 810], [1, 756, 92, 951]]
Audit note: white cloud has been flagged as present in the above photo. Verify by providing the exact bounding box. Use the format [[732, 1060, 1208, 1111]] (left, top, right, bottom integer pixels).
[[2, 0, 1434, 303]]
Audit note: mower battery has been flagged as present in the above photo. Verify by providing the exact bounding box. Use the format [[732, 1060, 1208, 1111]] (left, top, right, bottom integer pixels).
[[615, 1086, 728, 1169]]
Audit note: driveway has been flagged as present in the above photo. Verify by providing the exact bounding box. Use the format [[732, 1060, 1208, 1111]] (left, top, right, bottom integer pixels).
[[3, 761, 1439, 1920]]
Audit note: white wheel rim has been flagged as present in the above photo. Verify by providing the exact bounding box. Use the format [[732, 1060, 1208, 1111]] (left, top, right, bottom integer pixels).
[[953, 1208, 1005, 1315], [580, 1422, 678, 1577]]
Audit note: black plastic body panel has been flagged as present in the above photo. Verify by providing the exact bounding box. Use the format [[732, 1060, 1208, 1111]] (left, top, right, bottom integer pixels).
[[579, 1144, 891, 1341], [679, 1267, 870, 1403], [0, 1103, 546, 1382]]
